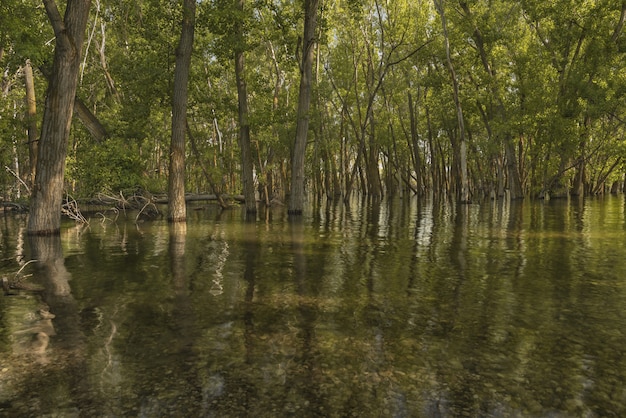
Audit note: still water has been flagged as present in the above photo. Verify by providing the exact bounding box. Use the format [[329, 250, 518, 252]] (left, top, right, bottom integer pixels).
[[1, 196, 625, 417]]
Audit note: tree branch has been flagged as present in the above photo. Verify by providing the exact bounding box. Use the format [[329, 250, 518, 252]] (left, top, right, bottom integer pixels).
[[43, 0, 72, 51]]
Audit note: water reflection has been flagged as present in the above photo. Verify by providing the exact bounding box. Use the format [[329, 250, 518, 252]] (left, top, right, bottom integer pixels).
[[0, 198, 626, 416]]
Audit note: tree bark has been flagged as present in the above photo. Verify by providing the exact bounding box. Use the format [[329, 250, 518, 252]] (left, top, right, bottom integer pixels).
[[289, 0, 319, 214], [168, 0, 196, 222], [235, 0, 257, 213], [407, 91, 422, 194], [38, 65, 108, 142], [28, 0, 92, 235], [73, 96, 108, 142], [24, 59, 38, 188]]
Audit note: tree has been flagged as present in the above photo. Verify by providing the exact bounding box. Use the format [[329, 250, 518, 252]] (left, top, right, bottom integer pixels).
[[24, 59, 38, 188], [435, 0, 470, 203], [289, 0, 319, 214], [458, 1, 524, 199], [27, 0, 92, 235], [235, 0, 257, 213], [168, 0, 196, 222]]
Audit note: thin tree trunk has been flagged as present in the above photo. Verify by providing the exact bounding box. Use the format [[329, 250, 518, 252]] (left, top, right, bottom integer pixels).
[[461, 0, 524, 199], [168, 0, 196, 222], [24, 59, 38, 189], [289, 0, 319, 214], [436, 0, 470, 203], [28, 0, 91, 235], [407, 91, 422, 195], [366, 110, 382, 198], [73, 95, 108, 142], [235, 0, 256, 213]]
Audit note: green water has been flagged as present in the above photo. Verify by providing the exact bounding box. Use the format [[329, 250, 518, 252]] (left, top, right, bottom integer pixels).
[[1, 197, 625, 417]]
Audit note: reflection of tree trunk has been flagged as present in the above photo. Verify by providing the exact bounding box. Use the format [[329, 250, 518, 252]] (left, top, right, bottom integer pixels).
[[169, 222, 187, 290], [169, 222, 195, 347], [289, 218, 325, 409], [24, 59, 38, 188], [27, 233, 99, 410], [242, 221, 257, 365], [168, 223, 203, 403], [28, 234, 82, 348]]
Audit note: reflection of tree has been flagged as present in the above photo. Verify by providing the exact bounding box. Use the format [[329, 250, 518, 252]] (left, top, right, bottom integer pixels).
[[168, 222, 203, 405], [24, 234, 98, 413], [285, 218, 327, 413]]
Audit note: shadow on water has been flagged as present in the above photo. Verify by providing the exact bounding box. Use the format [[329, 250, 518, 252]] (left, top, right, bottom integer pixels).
[[1, 197, 626, 416]]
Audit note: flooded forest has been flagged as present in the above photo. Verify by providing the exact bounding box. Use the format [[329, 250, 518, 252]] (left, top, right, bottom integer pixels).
[[1, 0, 625, 215], [1, 0, 626, 416]]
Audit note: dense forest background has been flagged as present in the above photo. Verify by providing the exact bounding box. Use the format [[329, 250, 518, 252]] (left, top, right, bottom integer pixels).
[[1, 0, 626, 210]]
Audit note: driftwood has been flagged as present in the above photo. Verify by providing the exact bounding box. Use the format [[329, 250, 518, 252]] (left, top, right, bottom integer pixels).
[[90, 190, 161, 221], [153, 194, 245, 204], [0, 191, 246, 221], [0, 202, 28, 212]]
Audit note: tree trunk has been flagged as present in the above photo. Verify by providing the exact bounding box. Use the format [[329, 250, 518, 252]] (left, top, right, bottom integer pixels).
[[39, 65, 108, 142], [436, 0, 470, 203], [460, 1, 522, 200], [407, 91, 422, 195], [289, 0, 319, 214], [366, 109, 382, 199], [24, 59, 38, 189], [235, 0, 256, 213], [28, 0, 91, 235], [168, 0, 196, 222], [504, 136, 524, 198], [73, 96, 108, 142]]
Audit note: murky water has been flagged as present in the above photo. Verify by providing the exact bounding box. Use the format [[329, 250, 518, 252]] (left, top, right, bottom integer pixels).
[[1, 196, 625, 417]]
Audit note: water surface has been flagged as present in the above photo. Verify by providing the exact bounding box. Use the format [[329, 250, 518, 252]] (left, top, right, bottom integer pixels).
[[1, 197, 625, 417]]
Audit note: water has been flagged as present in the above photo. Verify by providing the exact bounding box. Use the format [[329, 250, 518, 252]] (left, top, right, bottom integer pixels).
[[1, 196, 625, 417]]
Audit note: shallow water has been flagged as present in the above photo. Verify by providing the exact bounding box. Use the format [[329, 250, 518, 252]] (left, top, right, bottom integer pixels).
[[1, 196, 625, 417]]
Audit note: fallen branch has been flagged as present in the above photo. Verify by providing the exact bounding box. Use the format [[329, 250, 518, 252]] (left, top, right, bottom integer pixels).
[[2, 259, 39, 294], [62, 193, 89, 224], [4, 166, 31, 195], [153, 194, 245, 204]]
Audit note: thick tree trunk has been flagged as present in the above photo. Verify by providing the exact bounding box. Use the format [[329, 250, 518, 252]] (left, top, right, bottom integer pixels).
[[28, 0, 91, 235], [168, 0, 196, 222], [235, 0, 257, 213], [39, 65, 108, 142], [24, 59, 38, 188], [289, 0, 319, 214]]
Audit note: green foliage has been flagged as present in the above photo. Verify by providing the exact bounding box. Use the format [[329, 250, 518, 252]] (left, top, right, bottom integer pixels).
[[0, 0, 52, 68], [68, 137, 145, 197], [1, 0, 625, 201]]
